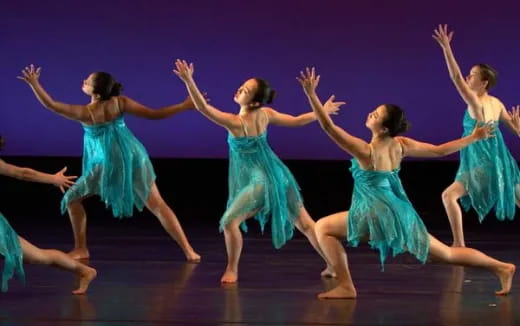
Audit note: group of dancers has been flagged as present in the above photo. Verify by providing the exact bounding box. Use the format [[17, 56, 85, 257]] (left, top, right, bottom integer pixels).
[[1, 25, 519, 298]]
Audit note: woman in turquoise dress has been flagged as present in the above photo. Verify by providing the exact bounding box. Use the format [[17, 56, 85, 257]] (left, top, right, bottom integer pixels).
[[299, 67, 515, 299], [18, 65, 200, 262], [0, 136, 96, 294], [433, 24, 520, 247], [174, 60, 342, 283]]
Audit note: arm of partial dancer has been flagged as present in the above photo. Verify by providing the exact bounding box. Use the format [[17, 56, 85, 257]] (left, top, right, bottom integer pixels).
[[397, 123, 494, 158], [119, 96, 193, 120], [173, 59, 241, 130], [433, 25, 480, 114], [499, 105, 520, 137], [17, 65, 87, 121], [264, 98, 341, 127], [0, 159, 77, 193]]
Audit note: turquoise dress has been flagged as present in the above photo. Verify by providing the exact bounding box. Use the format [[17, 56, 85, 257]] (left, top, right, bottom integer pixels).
[[347, 159, 430, 268], [61, 115, 156, 218], [220, 130, 303, 249], [0, 212, 24, 292], [455, 110, 520, 222]]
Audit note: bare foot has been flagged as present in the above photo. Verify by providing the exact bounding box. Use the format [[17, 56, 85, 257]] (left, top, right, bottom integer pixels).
[[318, 285, 357, 300], [68, 248, 90, 260], [495, 263, 515, 296], [321, 266, 337, 278], [186, 251, 201, 263], [220, 269, 238, 283], [72, 267, 97, 295]]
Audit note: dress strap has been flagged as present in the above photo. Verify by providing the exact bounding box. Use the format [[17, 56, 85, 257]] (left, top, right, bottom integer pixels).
[[368, 144, 376, 170], [114, 97, 123, 115], [86, 105, 96, 124], [238, 116, 249, 136]]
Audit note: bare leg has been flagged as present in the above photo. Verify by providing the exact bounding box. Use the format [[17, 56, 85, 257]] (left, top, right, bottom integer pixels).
[[428, 234, 515, 295], [221, 214, 254, 283], [146, 183, 200, 262], [67, 197, 90, 260], [315, 211, 357, 299], [19, 237, 97, 294], [441, 182, 468, 247], [294, 206, 335, 278]]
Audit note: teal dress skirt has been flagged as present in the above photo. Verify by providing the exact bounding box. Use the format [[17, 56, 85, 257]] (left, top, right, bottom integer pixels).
[[220, 131, 303, 249], [455, 111, 520, 222], [61, 116, 156, 218], [347, 159, 430, 268], [0, 212, 24, 292]]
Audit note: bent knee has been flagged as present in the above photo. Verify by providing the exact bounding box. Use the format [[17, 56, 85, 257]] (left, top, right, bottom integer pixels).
[[441, 188, 459, 203]]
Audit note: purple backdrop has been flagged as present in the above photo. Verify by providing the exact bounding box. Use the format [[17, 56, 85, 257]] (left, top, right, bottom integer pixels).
[[1, 0, 519, 159]]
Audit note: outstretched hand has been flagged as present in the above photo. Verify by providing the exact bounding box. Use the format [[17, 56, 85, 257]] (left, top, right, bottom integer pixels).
[[53, 167, 77, 193], [17, 64, 41, 85], [323, 95, 345, 116], [509, 105, 520, 133], [432, 24, 454, 50], [173, 59, 194, 82], [296, 67, 320, 93], [471, 121, 495, 140]]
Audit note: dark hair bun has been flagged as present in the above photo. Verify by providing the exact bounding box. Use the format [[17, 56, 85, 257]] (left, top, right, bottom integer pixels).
[[93, 72, 123, 100], [267, 90, 276, 104], [110, 82, 123, 97], [0, 136, 5, 151]]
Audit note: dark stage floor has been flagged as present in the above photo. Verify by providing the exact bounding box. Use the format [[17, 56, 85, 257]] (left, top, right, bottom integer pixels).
[[0, 223, 519, 326]]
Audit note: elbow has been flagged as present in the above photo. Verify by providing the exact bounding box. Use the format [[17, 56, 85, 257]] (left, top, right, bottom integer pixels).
[[449, 72, 463, 82]]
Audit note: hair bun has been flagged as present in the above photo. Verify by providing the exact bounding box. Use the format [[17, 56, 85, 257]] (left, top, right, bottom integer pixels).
[[267, 90, 276, 104]]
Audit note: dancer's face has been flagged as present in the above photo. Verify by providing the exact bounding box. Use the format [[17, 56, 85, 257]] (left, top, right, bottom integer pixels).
[[365, 105, 388, 132], [466, 66, 487, 92], [82, 73, 96, 96], [234, 79, 258, 106]]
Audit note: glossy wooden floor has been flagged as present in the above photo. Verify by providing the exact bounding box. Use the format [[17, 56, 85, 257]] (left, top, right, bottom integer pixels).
[[1, 225, 519, 326]]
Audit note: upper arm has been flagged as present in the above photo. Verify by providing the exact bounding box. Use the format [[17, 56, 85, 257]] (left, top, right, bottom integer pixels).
[[451, 76, 481, 116], [197, 104, 241, 130], [397, 136, 442, 158], [119, 96, 158, 119], [264, 108, 300, 127], [49, 102, 89, 121], [321, 123, 370, 159]]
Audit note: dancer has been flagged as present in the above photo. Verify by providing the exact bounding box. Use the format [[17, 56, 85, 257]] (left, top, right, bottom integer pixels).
[[433, 24, 520, 247], [298, 67, 515, 299], [0, 137, 96, 294], [18, 65, 200, 262], [173, 59, 341, 283]]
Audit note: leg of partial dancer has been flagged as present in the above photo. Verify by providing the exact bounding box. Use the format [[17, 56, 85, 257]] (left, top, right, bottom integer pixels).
[[441, 181, 468, 247], [146, 183, 200, 262], [428, 234, 515, 295], [294, 206, 335, 278], [67, 197, 90, 260], [19, 236, 97, 294], [315, 211, 357, 299]]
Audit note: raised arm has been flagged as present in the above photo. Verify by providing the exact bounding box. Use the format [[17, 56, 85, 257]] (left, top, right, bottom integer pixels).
[[17, 65, 89, 122], [433, 25, 481, 113], [173, 59, 241, 131], [499, 105, 520, 136], [0, 159, 76, 193], [119, 95, 193, 120], [297, 68, 369, 160], [397, 123, 494, 158]]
